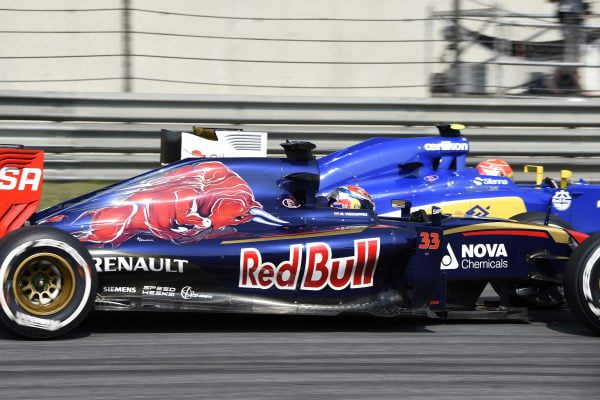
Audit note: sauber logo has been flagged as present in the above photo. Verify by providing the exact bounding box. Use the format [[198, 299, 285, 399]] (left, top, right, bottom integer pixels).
[[0, 167, 42, 191], [239, 238, 380, 291]]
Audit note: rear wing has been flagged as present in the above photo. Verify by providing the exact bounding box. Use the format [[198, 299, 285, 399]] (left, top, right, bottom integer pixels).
[[160, 127, 268, 165], [0, 147, 44, 237]]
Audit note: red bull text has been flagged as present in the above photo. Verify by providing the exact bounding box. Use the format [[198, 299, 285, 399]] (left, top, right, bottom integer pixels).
[[239, 238, 380, 291]]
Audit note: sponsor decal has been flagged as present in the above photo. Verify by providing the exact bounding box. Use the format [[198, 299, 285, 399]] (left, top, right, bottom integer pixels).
[[461, 243, 508, 269], [424, 175, 439, 183], [0, 167, 42, 191], [597, 200, 600, 208], [440, 243, 459, 270], [282, 197, 301, 209], [423, 141, 469, 152], [462, 243, 507, 258], [239, 238, 380, 291], [41, 214, 66, 223], [102, 286, 137, 294], [552, 190, 572, 211], [93, 257, 188, 273], [440, 243, 508, 270], [472, 177, 510, 186], [180, 286, 213, 300], [180, 130, 267, 159], [71, 161, 287, 247], [142, 285, 176, 297], [466, 205, 491, 217], [332, 211, 370, 217]]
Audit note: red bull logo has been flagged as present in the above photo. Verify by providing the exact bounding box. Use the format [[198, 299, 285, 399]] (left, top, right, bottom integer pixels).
[[239, 238, 380, 291], [64, 161, 287, 247]]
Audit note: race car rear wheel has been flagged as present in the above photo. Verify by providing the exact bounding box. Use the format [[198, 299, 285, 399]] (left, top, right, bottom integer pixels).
[[564, 232, 600, 335], [0, 226, 97, 339]]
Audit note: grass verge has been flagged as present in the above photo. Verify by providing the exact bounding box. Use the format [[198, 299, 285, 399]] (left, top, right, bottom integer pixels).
[[40, 181, 116, 209]]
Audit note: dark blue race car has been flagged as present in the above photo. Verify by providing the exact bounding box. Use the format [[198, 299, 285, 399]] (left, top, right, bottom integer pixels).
[[0, 141, 599, 339], [318, 124, 600, 235]]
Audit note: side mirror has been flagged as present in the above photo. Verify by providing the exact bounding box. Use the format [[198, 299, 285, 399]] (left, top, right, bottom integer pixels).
[[560, 169, 573, 189], [524, 165, 544, 186], [391, 199, 412, 218]]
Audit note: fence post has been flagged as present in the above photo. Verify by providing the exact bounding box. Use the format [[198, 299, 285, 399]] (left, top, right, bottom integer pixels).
[[452, 0, 462, 95], [122, 0, 132, 92]]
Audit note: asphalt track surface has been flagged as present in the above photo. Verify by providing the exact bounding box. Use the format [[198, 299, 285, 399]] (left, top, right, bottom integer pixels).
[[0, 305, 598, 400]]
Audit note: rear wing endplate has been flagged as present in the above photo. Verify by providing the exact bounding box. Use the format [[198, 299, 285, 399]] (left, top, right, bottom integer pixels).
[[0, 148, 44, 237]]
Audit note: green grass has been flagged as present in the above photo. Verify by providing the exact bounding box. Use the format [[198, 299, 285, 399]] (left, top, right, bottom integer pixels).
[[40, 181, 116, 209]]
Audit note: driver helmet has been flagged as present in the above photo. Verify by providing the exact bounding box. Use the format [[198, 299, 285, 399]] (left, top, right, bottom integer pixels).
[[328, 185, 375, 210], [476, 159, 513, 177]]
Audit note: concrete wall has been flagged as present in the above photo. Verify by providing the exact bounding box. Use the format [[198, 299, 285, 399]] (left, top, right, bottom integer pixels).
[[0, 0, 596, 97]]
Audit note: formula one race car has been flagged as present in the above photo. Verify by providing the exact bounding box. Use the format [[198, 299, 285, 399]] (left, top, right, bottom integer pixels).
[[318, 124, 600, 235], [0, 143, 599, 339]]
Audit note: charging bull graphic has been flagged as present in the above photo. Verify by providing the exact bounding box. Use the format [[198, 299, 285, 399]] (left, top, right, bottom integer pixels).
[[53, 161, 287, 247]]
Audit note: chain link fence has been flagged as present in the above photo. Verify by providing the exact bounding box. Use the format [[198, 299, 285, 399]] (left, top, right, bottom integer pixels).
[[428, 0, 600, 97], [0, 0, 597, 97]]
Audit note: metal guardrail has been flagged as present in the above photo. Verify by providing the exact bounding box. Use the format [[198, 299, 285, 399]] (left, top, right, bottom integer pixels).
[[0, 91, 599, 182]]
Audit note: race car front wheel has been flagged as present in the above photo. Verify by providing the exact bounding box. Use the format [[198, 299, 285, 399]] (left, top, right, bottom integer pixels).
[[564, 233, 600, 335], [0, 226, 97, 339]]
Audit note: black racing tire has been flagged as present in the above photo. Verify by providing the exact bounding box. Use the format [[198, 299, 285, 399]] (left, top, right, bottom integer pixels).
[[511, 212, 574, 230], [0, 226, 97, 339], [564, 233, 600, 335]]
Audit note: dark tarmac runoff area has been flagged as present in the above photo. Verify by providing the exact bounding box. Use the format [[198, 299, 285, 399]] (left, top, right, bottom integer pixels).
[[0, 307, 598, 400]]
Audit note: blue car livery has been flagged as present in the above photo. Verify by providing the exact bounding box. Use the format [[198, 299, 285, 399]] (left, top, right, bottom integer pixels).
[[318, 128, 600, 234]]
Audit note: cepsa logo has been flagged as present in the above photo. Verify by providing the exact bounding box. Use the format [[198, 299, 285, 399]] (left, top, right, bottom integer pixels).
[[239, 238, 380, 291], [0, 167, 42, 191]]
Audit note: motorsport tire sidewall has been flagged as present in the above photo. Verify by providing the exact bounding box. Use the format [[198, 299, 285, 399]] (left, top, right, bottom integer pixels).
[[510, 212, 574, 231], [0, 226, 97, 339], [564, 233, 600, 335]]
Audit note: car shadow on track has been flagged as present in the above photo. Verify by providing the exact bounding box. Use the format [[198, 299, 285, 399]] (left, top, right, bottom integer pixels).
[[80, 311, 436, 335], [528, 308, 597, 337], [76, 306, 597, 338], [0, 307, 595, 340], [0, 313, 440, 340], [73, 308, 600, 338]]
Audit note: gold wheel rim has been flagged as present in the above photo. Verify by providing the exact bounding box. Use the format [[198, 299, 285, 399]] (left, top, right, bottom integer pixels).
[[12, 253, 76, 316]]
